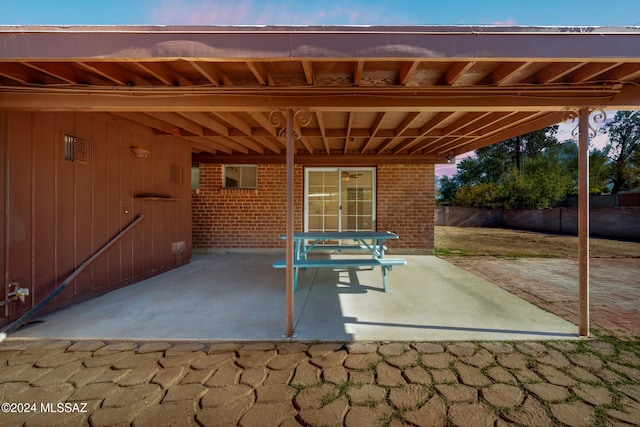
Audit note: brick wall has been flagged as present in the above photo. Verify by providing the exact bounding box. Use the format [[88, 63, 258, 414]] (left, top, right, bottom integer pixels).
[[192, 163, 435, 254], [377, 164, 435, 254], [192, 164, 303, 250]]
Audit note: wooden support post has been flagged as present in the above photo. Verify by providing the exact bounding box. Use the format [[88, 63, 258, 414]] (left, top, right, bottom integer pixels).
[[578, 108, 590, 337], [285, 108, 295, 338]]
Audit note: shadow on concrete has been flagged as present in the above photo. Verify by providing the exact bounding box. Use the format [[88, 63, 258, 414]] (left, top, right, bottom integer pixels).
[[10, 254, 578, 341]]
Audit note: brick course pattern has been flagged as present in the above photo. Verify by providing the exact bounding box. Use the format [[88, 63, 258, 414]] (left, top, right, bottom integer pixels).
[[192, 164, 303, 249], [192, 164, 435, 253]]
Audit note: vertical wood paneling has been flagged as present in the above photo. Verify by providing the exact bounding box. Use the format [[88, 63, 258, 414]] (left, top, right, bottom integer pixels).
[[1, 113, 7, 318], [74, 113, 94, 297], [130, 125, 146, 279], [6, 112, 34, 317], [55, 113, 76, 301], [119, 125, 134, 281], [91, 115, 109, 290], [106, 120, 122, 284], [2, 111, 192, 325], [32, 112, 56, 303]]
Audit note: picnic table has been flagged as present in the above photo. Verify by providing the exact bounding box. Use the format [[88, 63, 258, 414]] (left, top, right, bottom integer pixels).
[[273, 231, 407, 292]]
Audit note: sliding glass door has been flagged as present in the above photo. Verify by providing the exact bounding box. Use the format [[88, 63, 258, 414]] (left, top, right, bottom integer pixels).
[[305, 168, 375, 233]]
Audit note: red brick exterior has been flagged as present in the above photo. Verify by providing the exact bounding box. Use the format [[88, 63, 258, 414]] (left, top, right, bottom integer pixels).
[[192, 164, 303, 249], [192, 163, 434, 254], [377, 164, 435, 253]]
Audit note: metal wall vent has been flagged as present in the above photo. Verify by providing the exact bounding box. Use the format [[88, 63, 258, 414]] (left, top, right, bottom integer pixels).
[[64, 134, 93, 164], [171, 164, 183, 183]]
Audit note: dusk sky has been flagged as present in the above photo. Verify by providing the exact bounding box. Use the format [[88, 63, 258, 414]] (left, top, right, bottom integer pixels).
[[2, 0, 635, 176]]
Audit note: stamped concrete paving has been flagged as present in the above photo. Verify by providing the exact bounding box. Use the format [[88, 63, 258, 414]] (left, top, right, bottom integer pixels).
[[1, 338, 640, 426]]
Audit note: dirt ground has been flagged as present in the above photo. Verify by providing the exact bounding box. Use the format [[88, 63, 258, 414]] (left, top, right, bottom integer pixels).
[[435, 226, 640, 337], [435, 226, 640, 258]]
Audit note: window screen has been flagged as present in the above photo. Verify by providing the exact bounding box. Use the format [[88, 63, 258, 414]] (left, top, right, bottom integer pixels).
[[224, 165, 257, 188]]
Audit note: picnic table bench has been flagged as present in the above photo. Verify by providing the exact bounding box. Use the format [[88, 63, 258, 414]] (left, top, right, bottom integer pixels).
[[273, 231, 406, 292]]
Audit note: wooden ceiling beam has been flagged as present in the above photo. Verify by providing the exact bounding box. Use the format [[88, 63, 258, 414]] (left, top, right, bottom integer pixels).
[[187, 61, 221, 85], [135, 62, 191, 86], [246, 62, 269, 86], [178, 112, 229, 136], [354, 61, 364, 86], [452, 111, 565, 154], [604, 63, 640, 81], [535, 62, 586, 83], [433, 111, 538, 154], [315, 111, 330, 154], [360, 112, 386, 154], [444, 61, 475, 85], [411, 112, 490, 154], [194, 153, 443, 165], [377, 112, 420, 154], [152, 112, 205, 136], [567, 62, 622, 83], [490, 61, 530, 86], [112, 112, 183, 135], [301, 61, 314, 85], [398, 61, 420, 85], [0, 62, 34, 84], [180, 136, 236, 154], [2, 87, 633, 111], [211, 111, 253, 135], [392, 112, 454, 154]]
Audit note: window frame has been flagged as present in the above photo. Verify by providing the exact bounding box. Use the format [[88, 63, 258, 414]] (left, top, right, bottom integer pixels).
[[223, 164, 258, 189]]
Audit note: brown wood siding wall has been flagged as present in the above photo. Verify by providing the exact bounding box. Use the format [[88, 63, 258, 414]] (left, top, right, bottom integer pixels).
[[1, 112, 192, 326]]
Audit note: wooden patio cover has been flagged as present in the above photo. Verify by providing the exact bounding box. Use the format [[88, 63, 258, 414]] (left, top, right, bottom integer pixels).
[[1, 26, 639, 164], [1, 25, 639, 337]]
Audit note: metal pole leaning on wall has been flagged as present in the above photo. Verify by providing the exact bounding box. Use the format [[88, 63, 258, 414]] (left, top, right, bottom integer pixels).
[[1, 214, 145, 336]]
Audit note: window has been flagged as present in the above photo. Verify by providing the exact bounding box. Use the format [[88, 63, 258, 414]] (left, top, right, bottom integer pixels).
[[63, 134, 92, 164], [191, 166, 200, 190], [224, 165, 257, 188]]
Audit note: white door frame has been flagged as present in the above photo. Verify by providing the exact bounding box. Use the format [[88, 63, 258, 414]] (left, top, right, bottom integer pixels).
[[304, 167, 376, 232]]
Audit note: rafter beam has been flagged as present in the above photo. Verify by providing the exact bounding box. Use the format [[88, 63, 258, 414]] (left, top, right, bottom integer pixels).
[[444, 61, 475, 85], [1, 86, 637, 111], [398, 61, 420, 85], [246, 62, 269, 86], [194, 153, 443, 165], [360, 112, 386, 154], [377, 112, 420, 154], [187, 61, 221, 85]]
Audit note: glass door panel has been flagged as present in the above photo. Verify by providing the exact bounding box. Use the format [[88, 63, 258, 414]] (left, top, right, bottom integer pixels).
[[305, 168, 375, 245], [307, 170, 339, 233], [341, 169, 374, 232]]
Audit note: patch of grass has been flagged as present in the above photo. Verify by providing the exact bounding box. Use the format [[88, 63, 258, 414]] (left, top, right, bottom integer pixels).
[[321, 380, 355, 407], [434, 247, 473, 257]]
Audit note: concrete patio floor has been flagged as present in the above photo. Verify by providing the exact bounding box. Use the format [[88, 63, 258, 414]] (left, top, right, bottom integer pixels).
[[9, 254, 578, 341]]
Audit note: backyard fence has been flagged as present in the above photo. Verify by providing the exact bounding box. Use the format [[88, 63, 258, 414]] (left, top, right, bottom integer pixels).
[[435, 205, 640, 240]]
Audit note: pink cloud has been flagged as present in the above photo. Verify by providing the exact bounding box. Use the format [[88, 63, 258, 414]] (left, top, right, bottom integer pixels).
[[150, 0, 258, 25], [492, 18, 517, 26], [149, 0, 392, 25]]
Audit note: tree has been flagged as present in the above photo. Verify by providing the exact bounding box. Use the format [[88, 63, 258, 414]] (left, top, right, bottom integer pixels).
[[600, 111, 640, 193], [501, 152, 574, 209], [436, 175, 459, 205], [475, 125, 559, 175]]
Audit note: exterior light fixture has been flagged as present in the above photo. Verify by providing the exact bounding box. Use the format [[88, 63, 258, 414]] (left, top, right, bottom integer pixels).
[[130, 147, 151, 159], [445, 152, 455, 164]]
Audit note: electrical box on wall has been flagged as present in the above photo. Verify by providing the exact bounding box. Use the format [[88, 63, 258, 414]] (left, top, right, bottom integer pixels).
[[171, 241, 186, 254]]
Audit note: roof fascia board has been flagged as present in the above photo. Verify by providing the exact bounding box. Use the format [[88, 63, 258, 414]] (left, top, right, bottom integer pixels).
[[1, 26, 639, 61]]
